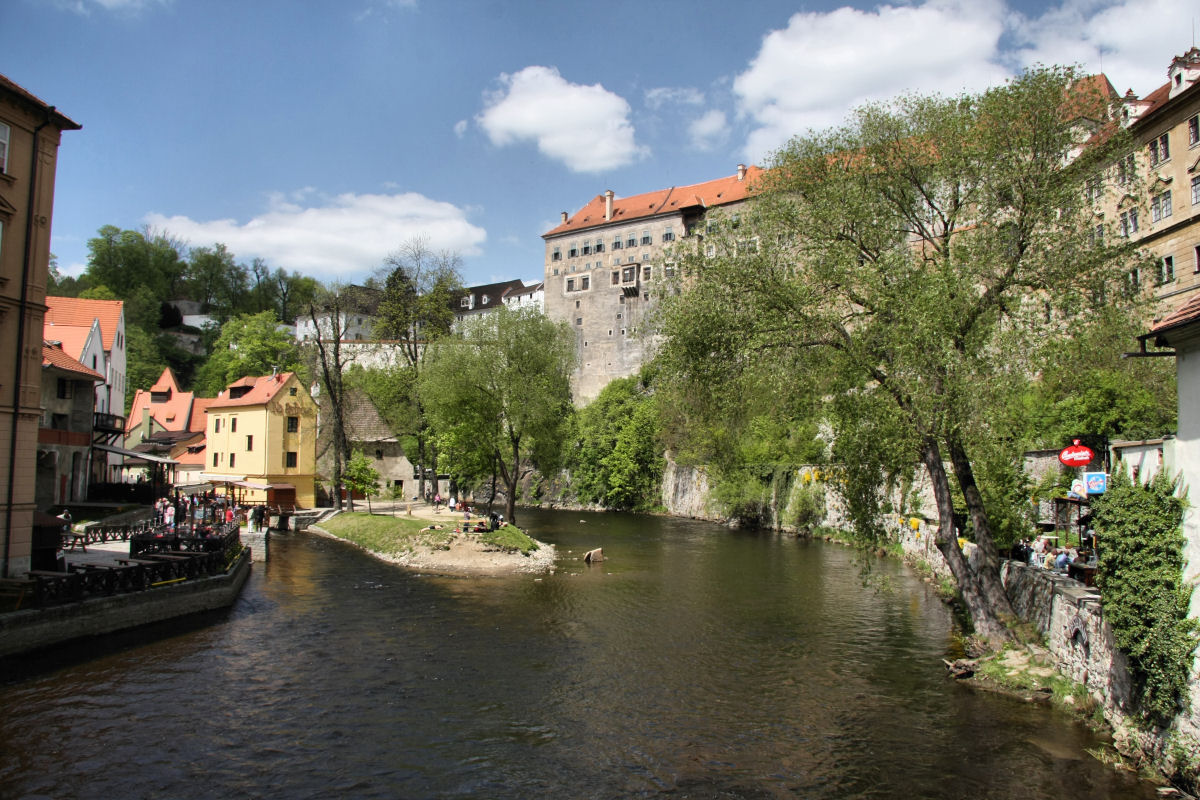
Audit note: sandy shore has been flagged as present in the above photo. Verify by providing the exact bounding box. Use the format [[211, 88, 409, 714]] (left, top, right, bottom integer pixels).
[[309, 501, 557, 577]]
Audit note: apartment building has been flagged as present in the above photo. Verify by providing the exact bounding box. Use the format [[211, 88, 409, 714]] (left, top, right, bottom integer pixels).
[[0, 74, 79, 577], [543, 165, 763, 403], [1104, 48, 1200, 311]]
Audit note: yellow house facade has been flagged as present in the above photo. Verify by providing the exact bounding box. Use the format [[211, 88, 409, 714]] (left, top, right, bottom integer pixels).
[[202, 372, 318, 508]]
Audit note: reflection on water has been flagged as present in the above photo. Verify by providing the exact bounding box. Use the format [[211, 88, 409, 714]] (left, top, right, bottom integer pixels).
[[0, 508, 1160, 799]]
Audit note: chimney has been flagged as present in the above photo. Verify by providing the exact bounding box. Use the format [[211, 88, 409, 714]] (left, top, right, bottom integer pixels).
[[737, 164, 746, 181], [605, 190, 614, 221], [560, 211, 568, 223]]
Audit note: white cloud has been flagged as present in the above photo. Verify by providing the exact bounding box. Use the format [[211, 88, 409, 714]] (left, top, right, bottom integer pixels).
[[453, 119, 468, 138], [733, 0, 1010, 162], [731, 0, 1198, 164], [476, 65, 647, 173], [1009, 0, 1197, 96], [644, 86, 705, 110], [689, 109, 728, 152], [143, 191, 486, 283]]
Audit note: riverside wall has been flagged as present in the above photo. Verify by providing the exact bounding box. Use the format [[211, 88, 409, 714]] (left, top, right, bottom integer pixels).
[[0, 551, 252, 659]]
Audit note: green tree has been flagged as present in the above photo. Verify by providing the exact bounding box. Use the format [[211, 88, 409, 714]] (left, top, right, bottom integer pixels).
[[1094, 471, 1196, 723], [419, 307, 575, 524], [344, 450, 381, 513], [193, 311, 302, 396], [187, 243, 249, 323], [304, 283, 377, 510], [572, 375, 664, 511], [657, 66, 1142, 643], [84, 226, 187, 328], [371, 237, 463, 499]]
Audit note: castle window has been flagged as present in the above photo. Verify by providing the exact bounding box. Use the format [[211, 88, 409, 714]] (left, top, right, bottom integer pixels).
[[1149, 132, 1170, 166], [1151, 190, 1172, 222], [1189, 115, 1199, 146]]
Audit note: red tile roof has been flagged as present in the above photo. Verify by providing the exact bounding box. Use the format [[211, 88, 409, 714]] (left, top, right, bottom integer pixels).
[[543, 166, 764, 238], [188, 398, 216, 432], [126, 367, 204, 434], [1148, 292, 1200, 344], [42, 324, 95, 363], [45, 297, 124, 352], [209, 372, 299, 409], [41, 343, 103, 381]]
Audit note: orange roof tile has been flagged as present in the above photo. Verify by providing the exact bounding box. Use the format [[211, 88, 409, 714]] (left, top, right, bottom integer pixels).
[[41, 343, 103, 381], [45, 297, 124, 352], [209, 372, 299, 409], [42, 324, 95, 363], [543, 166, 764, 238], [125, 368, 208, 434], [188, 398, 216, 432]]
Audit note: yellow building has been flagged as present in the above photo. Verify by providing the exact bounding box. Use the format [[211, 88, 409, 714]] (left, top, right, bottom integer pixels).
[[201, 372, 318, 508]]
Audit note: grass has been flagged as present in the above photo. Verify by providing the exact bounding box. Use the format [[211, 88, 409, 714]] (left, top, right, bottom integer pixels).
[[480, 525, 539, 555], [319, 512, 540, 557], [319, 513, 453, 555]]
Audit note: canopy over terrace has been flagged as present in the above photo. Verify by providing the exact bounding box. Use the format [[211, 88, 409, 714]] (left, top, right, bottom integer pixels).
[[198, 475, 297, 508]]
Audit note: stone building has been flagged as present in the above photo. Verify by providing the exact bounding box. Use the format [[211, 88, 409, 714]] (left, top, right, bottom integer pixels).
[[1098, 48, 1200, 313], [542, 165, 763, 403], [0, 74, 79, 578]]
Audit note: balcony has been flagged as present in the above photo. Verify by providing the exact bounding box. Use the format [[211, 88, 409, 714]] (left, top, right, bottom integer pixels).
[[94, 412, 126, 435]]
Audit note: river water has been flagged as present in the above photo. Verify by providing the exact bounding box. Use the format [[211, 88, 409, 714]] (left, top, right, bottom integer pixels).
[[0, 508, 1160, 799]]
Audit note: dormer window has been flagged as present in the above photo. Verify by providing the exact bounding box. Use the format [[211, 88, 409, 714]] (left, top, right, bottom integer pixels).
[[460, 297, 470, 308]]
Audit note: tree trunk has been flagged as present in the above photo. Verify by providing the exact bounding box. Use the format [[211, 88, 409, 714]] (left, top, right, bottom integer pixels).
[[920, 436, 1013, 645], [945, 433, 1019, 626], [498, 438, 520, 525]]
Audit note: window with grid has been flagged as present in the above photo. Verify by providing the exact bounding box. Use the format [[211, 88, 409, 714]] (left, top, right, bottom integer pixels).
[[1149, 133, 1170, 165], [287, 416, 299, 433], [286, 451, 297, 468]]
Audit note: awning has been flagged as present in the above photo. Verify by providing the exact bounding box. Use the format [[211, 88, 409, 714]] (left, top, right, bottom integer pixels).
[[199, 473, 245, 482], [234, 480, 271, 490], [94, 442, 178, 465]]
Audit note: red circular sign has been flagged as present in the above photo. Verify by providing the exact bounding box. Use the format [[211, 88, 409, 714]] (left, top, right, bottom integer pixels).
[[1059, 439, 1095, 467]]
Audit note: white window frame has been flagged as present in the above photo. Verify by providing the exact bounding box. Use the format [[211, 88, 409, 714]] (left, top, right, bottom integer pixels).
[[0, 123, 8, 174]]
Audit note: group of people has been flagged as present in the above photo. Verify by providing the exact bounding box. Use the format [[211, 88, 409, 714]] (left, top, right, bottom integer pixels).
[[153, 493, 269, 535], [1011, 535, 1097, 575]]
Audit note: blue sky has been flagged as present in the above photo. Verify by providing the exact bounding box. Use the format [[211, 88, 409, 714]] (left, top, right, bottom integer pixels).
[[5, 0, 1197, 289]]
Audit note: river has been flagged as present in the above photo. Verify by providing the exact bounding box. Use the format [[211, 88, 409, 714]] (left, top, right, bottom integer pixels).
[[0, 508, 1160, 799]]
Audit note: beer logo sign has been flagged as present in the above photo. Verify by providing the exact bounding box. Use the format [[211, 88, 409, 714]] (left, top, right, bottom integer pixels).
[[1058, 439, 1095, 467]]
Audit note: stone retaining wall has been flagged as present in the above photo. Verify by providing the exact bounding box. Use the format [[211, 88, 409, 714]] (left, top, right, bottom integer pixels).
[[0, 550, 252, 658]]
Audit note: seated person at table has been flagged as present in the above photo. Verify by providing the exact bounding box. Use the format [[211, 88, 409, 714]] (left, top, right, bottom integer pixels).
[[1055, 549, 1072, 570]]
